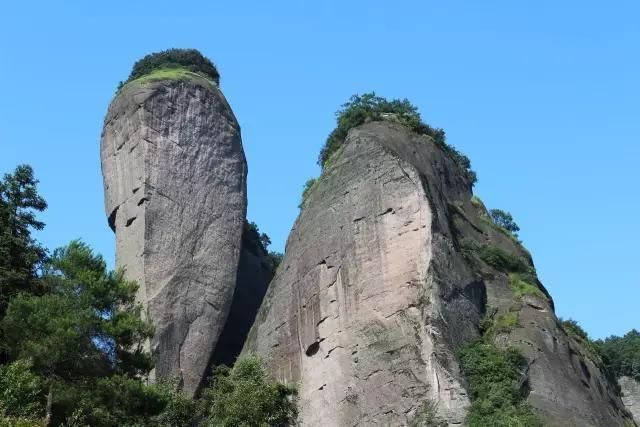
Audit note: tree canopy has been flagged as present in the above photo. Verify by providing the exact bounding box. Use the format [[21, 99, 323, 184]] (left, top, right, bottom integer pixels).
[[0, 164, 296, 426], [126, 48, 220, 86], [318, 93, 477, 185], [596, 329, 640, 382]]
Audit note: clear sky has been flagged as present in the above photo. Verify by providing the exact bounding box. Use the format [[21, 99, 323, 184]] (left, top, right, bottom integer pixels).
[[1, 1, 638, 339]]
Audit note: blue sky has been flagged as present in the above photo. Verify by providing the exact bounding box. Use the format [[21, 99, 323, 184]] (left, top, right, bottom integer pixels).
[[1, 0, 638, 339]]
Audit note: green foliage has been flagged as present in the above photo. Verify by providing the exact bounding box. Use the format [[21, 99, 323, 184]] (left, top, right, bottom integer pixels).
[[299, 178, 317, 208], [202, 355, 297, 426], [0, 360, 44, 420], [152, 382, 203, 427], [0, 165, 47, 319], [459, 338, 541, 426], [318, 93, 477, 185], [476, 244, 531, 275], [127, 48, 220, 85], [561, 318, 590, 342], [493, 311, 519, 334], [1, 240, 153, 381], [489, 209, 520, 236], [508, 274, 545, 300], [268, 252, 284, 270], [559, 318, 609, 371], [0, 165, 296, 425], [65, 375, 167, 426], [244, 221, 273, 257], [595, 329, 640, 382], [470, 196, 486, 211], [458, 313, 542, 426]]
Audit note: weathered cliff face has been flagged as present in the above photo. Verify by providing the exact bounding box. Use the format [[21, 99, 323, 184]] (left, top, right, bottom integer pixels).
[[243, 121, 633, 426], [100, 75, 247, 396], [620, 376, 640, 423]]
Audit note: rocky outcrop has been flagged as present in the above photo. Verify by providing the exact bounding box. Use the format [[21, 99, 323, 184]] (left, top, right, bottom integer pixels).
[[242, 121, 633, 426], [621, 376, 640, 423], [100, 74, 247, 396]]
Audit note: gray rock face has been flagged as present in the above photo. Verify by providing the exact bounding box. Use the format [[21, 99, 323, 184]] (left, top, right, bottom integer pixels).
[[100, 75, 247, 396], [242, 121, 632, 426], [620, 376, 640, 423]]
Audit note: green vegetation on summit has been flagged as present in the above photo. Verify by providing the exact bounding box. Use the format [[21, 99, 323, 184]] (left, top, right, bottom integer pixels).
[[318, 92, 477, 185], [117, 48, 220, 90]]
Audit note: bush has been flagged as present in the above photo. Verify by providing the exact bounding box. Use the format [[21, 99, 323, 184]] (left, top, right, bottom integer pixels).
[[202, 355, 297, 426], [560, 319, 590, 342], [0, 360, 44, 420], [489, 209, 520, 236], [595, 329, 640, 382], [476, 244, 531, 275], [508, 273, 545, 300], [299, 178, 317, 208], [243, 221, 271, 256], [459, 318, 542, 427], [126, 49, 220, 85], [268, 252, 284, 270], [318, 93, 477, 185]]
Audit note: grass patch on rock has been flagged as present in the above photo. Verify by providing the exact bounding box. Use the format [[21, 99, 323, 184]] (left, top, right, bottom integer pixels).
[[476, 244, 530, 275], [508, 273, 545, 300], [120, 68, 215, 92]]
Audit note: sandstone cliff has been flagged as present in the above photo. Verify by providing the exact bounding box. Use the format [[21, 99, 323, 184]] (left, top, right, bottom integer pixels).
[[621, 376, 640, 423], [100, 72, 247, 396], [243, 121, 633, 426]]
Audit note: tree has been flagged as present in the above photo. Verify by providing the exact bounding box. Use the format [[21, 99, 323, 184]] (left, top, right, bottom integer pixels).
[[202, 355, 297, 426], [0, 359, 45, 422], [596, 329, 640, 382], [489, 209, 520, 236], [0, 165, 47, 319], [0, 241, 153, 423]]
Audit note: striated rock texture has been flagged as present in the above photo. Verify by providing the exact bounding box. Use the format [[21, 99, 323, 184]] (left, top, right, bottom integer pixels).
[[243, 121, 633, 426], [620, 376, 640, 423], [100, 74, 247, 396]]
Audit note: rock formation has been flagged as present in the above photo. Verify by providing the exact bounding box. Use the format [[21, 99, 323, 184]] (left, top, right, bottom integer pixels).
[[100, 72, 247, 396], [621, 376, 640, 423], [242, 121, 633, 426]]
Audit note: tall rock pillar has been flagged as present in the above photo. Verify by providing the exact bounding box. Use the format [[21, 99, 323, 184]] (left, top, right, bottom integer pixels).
[[100, 71, 247, 396]]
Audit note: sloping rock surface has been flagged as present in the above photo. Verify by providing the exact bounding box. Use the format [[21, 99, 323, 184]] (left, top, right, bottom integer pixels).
[[243, 121, 632, 426], [101, 76, 246, 396], [620, 376, 640, 423]]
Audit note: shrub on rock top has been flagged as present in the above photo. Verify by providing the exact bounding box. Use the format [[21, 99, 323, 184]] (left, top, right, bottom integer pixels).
[[319, 92, 477, 186], [126, 48, 220, 85]]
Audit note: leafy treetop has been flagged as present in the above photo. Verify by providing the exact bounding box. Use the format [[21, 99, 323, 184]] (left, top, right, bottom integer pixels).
[[319, 93, 477, 185], [0, 165, 48, 319], [596, 329, 640, 382], [125, 48, 220, 86], [489, 209, 520, 237]]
